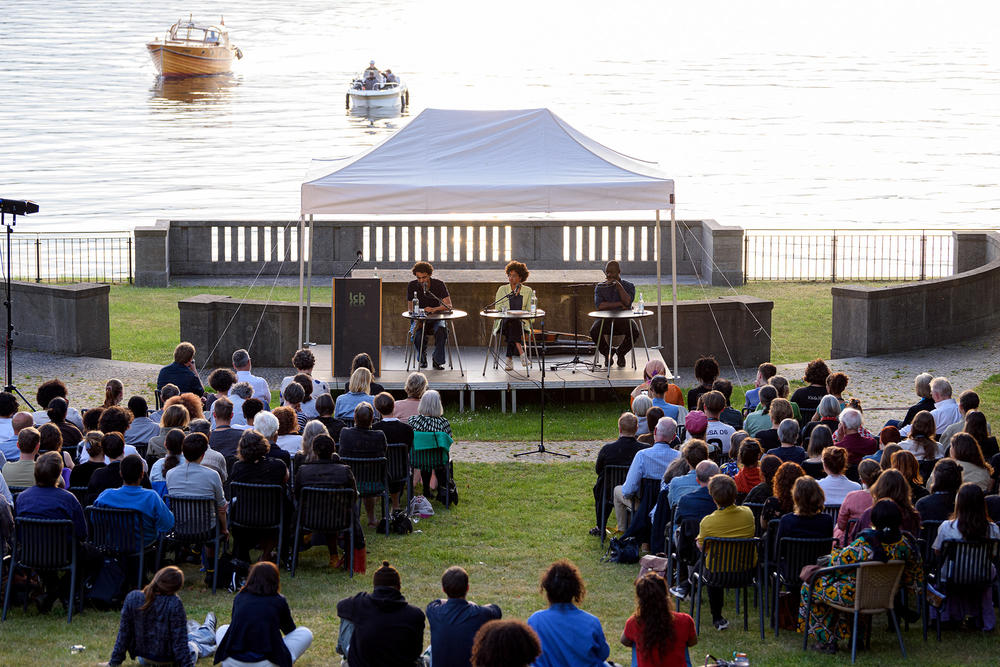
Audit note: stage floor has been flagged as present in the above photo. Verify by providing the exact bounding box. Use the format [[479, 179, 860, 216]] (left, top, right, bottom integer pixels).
[[311, 345, 670, 411]]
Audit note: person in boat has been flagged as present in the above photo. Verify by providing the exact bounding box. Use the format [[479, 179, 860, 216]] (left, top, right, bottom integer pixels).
[[364, 60, 384, 83], [384, 69, 398, 84], [362, 70, 380, 91]]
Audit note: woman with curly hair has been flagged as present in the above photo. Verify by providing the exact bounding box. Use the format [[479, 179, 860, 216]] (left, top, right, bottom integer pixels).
[[890, 449, 928, 501], [272, 406, 303, 456], [791, 359, 831, 422], [687, 356, 720, 410], [493, 260, 534, 371], [620, 571, 697, 666], [471, 619, 541, 667], [527, 559, 611, 667], [761, 461, 804, 530], [163, 392, 204, 421], [951, 432, 993, 491]]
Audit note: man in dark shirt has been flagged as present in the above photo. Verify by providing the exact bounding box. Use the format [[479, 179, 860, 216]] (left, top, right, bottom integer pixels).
[[372, 393, 414, 511], [426, 566, 501, 667], [209, 397, 244, 459], [589, 260, 636, 367], [712, 379, 744, 431], [670, 460, 720, 599], [156, 342, 205, 396], [592, 412, 645, 535], [406, 261, 453, 370], [336, 561, 425, 667]]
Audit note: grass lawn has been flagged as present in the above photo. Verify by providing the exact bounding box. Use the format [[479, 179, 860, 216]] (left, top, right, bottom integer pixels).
[[0, 462, 989, 665]]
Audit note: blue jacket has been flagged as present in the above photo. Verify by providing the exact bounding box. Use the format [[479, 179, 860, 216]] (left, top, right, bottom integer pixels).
[[528, 603, 610, 667], [96, 484, 175, 545], [156, 362, 203, 396], [426, 597, 501, 667]]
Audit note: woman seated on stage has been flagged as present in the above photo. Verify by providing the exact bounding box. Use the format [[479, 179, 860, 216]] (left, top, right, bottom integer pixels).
[[493, 260, 534, 371], [335, 367, 375, 421]]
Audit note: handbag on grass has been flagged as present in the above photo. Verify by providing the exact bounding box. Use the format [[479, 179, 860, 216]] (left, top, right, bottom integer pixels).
[[638, 553, 669, 579]]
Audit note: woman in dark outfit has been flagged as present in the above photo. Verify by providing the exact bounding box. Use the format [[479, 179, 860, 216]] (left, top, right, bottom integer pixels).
[[230, 429, 290, 563], [338, 403, 388, 528]]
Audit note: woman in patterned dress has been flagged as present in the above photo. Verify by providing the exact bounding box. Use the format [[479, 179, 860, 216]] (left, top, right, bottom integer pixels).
[[798, 499, 923, 654]]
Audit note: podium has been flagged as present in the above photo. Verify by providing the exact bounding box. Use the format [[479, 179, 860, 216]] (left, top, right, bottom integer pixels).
[[332, 278, 382, 378]]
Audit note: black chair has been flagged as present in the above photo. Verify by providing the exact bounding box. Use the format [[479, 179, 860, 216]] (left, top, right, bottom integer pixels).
[[926, 538, 1000, 641], [823, 504, 841, 525], [229, 483, 286, 563], [292, 487, 357, 577], [86, 506, 152, 591], [7, 487, 27, 511], [2, 518, 80, 623], [918, 458, 941, 485], [132, 442, 149, 458], [340, 457, 390, 536], [770, 536, 835, 636], [597, 464, 630, 546], [68, 487, 90, 508], [689, 537, 764, 638], [386, 443, 411, 508], [409, 446, 451, 508], [158, 496, 221, 594], [742, 502, 766, 536]]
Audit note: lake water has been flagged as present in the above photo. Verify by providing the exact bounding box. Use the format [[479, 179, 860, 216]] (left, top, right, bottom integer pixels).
[[0, 0, 997, 232]]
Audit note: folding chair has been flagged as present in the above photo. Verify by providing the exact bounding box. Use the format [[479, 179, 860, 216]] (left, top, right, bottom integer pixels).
[[340, 456, 390, 536], [690, 537, 764, 639], [2, 518, 80, 623], [292, 487, 357, 577], [159, 496, 221, 593], [229, 483, 286, 563], [86, 506, 151, 591], [598, 464, 630, 546]]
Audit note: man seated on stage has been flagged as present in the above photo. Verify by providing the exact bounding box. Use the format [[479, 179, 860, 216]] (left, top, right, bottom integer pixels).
[[406, 262, 453, 371], [589, 260, 636, 368]]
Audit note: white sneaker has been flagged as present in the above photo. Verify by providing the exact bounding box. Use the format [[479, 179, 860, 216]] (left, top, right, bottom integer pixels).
[[504, 357, 514, 371], [521, 354, 531, 368]]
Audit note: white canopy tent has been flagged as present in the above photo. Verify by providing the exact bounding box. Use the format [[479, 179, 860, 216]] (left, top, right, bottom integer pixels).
[[299, 108, 679, 373]]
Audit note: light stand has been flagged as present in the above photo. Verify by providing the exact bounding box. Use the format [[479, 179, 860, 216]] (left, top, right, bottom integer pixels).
[[515, 318, 568, 458], [0, 199, 40, 410]]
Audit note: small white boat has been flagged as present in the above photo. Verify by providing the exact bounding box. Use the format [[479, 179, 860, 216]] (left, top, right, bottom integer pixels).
[[346, 68, 408, 111]]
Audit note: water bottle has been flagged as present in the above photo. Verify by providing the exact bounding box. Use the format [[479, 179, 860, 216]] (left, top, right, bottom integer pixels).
[[637, 294, 645, 314], [411, 291, 419, 316], [529, 293, 537, 316]]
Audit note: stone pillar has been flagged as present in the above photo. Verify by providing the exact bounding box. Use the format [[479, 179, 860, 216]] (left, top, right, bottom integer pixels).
[[700, 219, 744, 286], [953, 231, 989, 274], [11, 282, 111, 358], [134, 220, 169, 286]]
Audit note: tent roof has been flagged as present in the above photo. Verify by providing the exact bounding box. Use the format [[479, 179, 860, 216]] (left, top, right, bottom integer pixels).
[[301, 108, 673, 215]]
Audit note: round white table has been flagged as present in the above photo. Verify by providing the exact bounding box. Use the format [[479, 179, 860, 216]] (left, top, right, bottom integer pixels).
[[588, 309, 653, 378], [402, 309, 468, 375]]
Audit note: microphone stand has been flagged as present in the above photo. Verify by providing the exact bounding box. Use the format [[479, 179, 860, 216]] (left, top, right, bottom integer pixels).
[[550, 282, 599, 372], [480, 289, 517, 313], [423, 288, 452, 314], [516, 318, 569, 459], [342, 252, 363, 278], [1, 211, 35, 410]]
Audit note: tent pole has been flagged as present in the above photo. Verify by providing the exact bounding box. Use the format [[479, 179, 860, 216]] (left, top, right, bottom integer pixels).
[[305, 214, 314, 345], [297, 215, 305, 348], [655, 210, 662, 349], [670, 200, 678, 380]]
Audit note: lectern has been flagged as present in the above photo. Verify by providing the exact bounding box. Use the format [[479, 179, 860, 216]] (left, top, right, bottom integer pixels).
[[332, 278, 382, 378]]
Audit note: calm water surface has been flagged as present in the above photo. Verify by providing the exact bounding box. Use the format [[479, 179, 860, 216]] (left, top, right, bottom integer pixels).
[[0, 0, 997, 232]]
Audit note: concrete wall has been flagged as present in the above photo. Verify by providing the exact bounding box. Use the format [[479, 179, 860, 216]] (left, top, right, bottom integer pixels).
[[831, 231, 1000, 358], [10, 282, 111, 358], [137, 218, 745, 287]]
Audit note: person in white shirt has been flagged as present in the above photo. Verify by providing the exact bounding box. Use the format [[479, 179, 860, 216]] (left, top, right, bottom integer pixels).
[[899, 411, 946, 461], [899, 377, 961, 437], [702, 391, 736, 456], [279, 348, 329, 406], [233, 349, 271, 406], [0, 391, 17, 443], [816, 445, 860, 505], [124, 396, 160, 446], [31, 379, 84, 430]]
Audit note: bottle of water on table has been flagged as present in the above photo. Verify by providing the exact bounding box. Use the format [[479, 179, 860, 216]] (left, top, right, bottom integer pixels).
[[412, 291, 419, 316], [529, 293, 537, 316]]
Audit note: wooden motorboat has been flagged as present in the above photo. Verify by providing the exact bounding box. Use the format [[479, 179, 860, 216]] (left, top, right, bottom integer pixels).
[[147, 15, 242, 77]]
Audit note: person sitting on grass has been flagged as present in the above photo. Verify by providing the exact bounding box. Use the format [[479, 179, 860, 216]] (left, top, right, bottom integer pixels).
[[528, 559, 612, 667], [471, 619, 541, 667], [621, 571, 697, 666], [215, 561, 314, 666], [426, 566, 502, 667], [103, 565, 217, 667]]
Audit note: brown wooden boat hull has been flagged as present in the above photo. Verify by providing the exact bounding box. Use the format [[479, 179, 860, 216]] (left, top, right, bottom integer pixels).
[[147, 43, 234, 77]]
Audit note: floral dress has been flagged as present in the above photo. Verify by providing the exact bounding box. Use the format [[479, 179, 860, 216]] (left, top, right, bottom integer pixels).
[[798, 531, 923, 643]]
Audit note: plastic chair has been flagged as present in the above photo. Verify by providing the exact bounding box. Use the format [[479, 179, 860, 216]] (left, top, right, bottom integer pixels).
[[292, 487, 357, 577], [689, 537, 764, 638], [340, 456, 390, 536], [386, 443, 411, 507], [769, 536, 834, 636], [926, 539, 1000, 641], [229, 483, 286, 563], [86, 506, 150, 591], [802, 560, 907, 663], [159, 496, 221, 593], [409, 444, 451, 508], [2, 518, 79, 623], [598, 464, 630, 546]]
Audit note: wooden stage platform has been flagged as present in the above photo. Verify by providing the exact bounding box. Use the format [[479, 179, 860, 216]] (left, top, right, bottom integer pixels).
[[311, 345, 668, 412]]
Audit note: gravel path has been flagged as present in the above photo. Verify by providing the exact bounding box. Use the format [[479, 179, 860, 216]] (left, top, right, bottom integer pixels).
[[10, 331, 1000, 464]]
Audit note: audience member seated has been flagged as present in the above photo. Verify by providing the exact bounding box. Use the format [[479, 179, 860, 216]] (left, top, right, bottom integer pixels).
[[149, 428, 185, 496], [289, 373, 318, 421], [866, 425, 902, 464], [753, 398, 792, 452], [891, 449, 928, 502], [206, 368, 237, 426], [825, 371, 849, 406], [767, 376, 803, 423], [775, 476, 834, 542], [649, 375, 684, 422], [336, 368, 376, 421], [3, 425, 40, 487], [930, 483, 1000, 631], [470, 619, 541, 667], [743, 386, 777, 437], [938, 390, 982, 451], [622, 572, 697, 666], [280, 348, 329, 405], [713, 379, 744, 431], [293, 421, 328, 472], [615, 416, 681, 540], [104, 566, 217, 667], [0, 391, 16, 450], [744, 454, 781, 505], [343, 352, 386, 397], [769, 418, 807, 464], [849, 469, 922, 543], [950, 432, 992, 491], [632, 396, 653, 437], [372, 392, 413, 511], [900, 376, 961, 438], [696, 474, 755, 631], [44, 398, 82, 459], [336, 561, 425, 667], [232, 348, 271, 405], [253, 411, 291, 467], [394, 372, 428, 421], [271, 406, 303, 456], [701, 391, 736, 457], [31, 379, 84, 429], [744, 362, 777, 412], [282, 381, 308, 431], [666, 440, 710, 510], [149, 384, 179, 423], [164, 392, 205, 422], [215, 561, 313, 666], [225, 382, 252, 428], [95, 454, 174, 548], [791, 359, 831, 423], [801, 395, 841, 445], [631, 360, 677, 405], [38, 423, 72, 487], [894, 372, 935, 429], [528, 559, 611, 666], [156, 342, 204, 396], [916, 457, 962, 522], [899, 411, 944, 462], [0, 408, 30, 463], [816, 446, 859, 505], [231, 430, 289, 562], [70, 431, 105, 487], [835, 459, 880, 546], [669, 460, 720, 600], [89, 433, 150, 503], [426, 566, 502, 667], [407, 390, 453, 500], [16, 452, 101, 614], [833, 408, 877, 466], [148, 404, 190, 460], [719, 431, 748, 477], [339, 403, 388, 528], [636, 407, 663, 446], [188, 419, 228, 484], [959, 410, 997, 459], [687, 356, 720, 411], [209, 397, 243, 459], [733, 439, 762, 495], [761, 461, 805, 530], [800, 425, 832, 479], [799, 499, 923, 654], [124, 396, 159, 446], [592, 412, 646, 535], [165, 433, 228, 547]]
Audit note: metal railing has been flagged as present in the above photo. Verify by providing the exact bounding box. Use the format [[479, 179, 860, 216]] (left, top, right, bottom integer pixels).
[[3, 232, 133, 284], [743, 229, 953, 282]]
